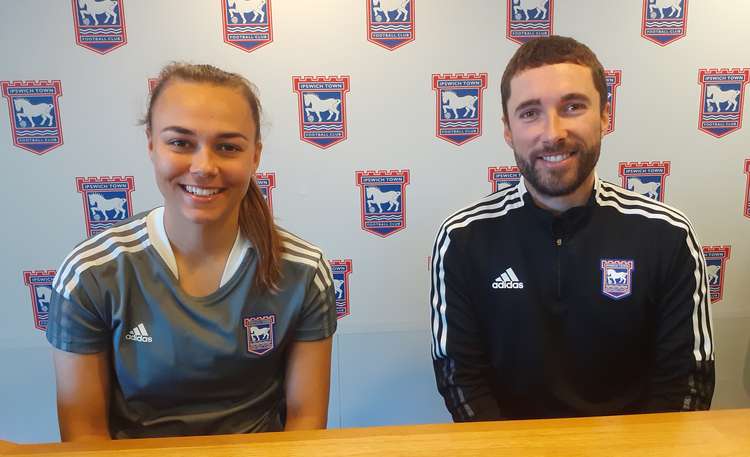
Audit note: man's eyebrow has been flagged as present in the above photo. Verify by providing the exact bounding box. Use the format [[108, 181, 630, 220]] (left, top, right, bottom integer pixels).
[[560, 92, 592, 103], [513, 99, 541, 115]]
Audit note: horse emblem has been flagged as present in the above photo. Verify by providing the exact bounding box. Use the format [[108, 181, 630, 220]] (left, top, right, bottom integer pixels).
[[367, 0, 415, 50], [702, 246, 730, 303], [243, 315, 276, 355], [293, 76, 350, 149], [23, 270, 56, 331], [744, 159, 750, 219], [488, 166, 521, 193], [698, 68, 749, 138], [600, 259, 634, 300], [148, 78, 159, 93], [1, 80, 64, 155], [432, 73, 488, 146], [71, 0, 127, 54], [641, 0, 687, 46], [619, 161, 671, 202], [356, 170, 410, 237], [76, 176, 136, 237], [506, 0, 554, 45], [604, 70, 622, 135], [255, 172, 276, 215], [329, 259, 353, 319], [222, 0, 273, 53]]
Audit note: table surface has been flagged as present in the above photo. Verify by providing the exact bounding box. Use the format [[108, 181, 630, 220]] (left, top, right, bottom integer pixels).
[[2, 409, 749, 456]]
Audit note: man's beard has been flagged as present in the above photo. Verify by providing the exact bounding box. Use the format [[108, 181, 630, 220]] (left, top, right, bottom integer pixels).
[[514, 138, 601, 197]]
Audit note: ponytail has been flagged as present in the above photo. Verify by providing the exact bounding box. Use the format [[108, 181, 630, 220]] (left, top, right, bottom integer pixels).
[[239, 179, 283, 292]]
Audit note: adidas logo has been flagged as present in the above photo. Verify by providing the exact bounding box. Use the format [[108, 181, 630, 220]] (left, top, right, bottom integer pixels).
[[125, 323, 153, 343], [492, 268, 524, 289]]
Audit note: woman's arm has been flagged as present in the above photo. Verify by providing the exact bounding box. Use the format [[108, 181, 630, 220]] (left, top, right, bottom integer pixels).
[[284, 336, 333, 430], [52, 348, 111, 442]]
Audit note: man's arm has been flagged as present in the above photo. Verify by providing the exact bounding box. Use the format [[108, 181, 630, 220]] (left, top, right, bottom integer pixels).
[[431, 228, 502, 422]]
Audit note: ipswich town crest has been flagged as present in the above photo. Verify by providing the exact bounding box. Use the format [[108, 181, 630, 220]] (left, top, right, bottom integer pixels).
[[1, 80, 63, 155], [702, 246, 730, 304], [71, 0, 127, 54], [433, 73, 488, 146], [77, 176, 135, 237], [293, 76, 350, 149], [222, 0, 273, 53], [488, 166, 521, 193], [506, 0, 553, 45], [698, 68, 750, 138], [148, 78, 159, 93], [255, 172, 276, 215], [641, 0, 688, 46], [23, 270, 56, 331], [619, 161, 671, 202], [605, 70, 622, 135], [745, 159, 750, 219], [356, 170, 410, 237], [243, 314, 275, 355], [330, 259, 353, 319], [601, 259, 634, 300], [367, 0, 415, 50]]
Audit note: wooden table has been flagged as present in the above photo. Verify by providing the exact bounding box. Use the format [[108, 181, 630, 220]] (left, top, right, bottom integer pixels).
[[2, 409, 748, 456]]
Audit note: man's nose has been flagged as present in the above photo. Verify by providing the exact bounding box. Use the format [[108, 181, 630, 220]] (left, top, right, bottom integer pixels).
[[540, 112, 567, 147]]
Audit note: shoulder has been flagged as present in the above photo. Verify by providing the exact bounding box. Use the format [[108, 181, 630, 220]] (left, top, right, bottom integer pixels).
[[53, 209, 155, 300], [277, 227, 332, 288]]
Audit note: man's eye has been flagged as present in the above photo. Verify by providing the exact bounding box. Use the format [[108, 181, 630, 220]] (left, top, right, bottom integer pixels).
[[565, 103, 586, 113], [519, 110, 538, 120]]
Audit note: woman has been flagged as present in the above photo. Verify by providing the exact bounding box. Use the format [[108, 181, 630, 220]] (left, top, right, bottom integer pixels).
[[46, 63, 336, 440]]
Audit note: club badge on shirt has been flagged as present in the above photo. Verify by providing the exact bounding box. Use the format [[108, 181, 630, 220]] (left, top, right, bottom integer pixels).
[[244, 314, 276, 355], [600, 259, 634, 300]]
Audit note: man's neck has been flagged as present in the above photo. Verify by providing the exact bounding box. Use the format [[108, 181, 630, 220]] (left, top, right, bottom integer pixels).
[[525, 173, 596, 215]]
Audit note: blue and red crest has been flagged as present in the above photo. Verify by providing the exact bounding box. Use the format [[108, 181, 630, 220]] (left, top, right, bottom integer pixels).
[[293, 76, 350, 149], [488, 166, 521, 193], [745, 159, 750, 219], [76, 176, 136, 237], [222, 0, 273, 53], [243, 314, 276, 355], [619, 161, 671, 202], [356, 170, 410, 237], [600, 259, 635, 300], [367, 0, 414, 50], [605, 70, 622, 135], [71, 0, 127, 54], [506, 0, 553, 45], [1, 80, 64, 156], [329, 259, 353, 319], [23, 270, 56, 331], [698, 68, 749, 138], [255, 172, 276, 215], [432, 73, 488, 146], [702, 245, 730, 304], [641, 0, 688, 46], [148, 78, 158, 93]]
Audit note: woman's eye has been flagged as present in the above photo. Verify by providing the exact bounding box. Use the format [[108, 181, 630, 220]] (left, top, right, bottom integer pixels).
[[167, 139, 190, 148], [218, 143, 241, 153]]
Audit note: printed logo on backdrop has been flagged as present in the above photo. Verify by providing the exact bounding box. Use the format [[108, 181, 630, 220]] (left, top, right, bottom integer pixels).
[[600, 259, 634, 300], [71, 0, 127, 54], [432, 73, 488, 146], [356, 170, 410, 237], [329, 259, 353, 319], [619, 161, 671, 202], [506, 0, 553, 45], [222, 0, 273, 53], [702, 246, 730, 303], [76, 176, 135, 237], [744, 159, 750, 219], [1, 80, 64, 155], [697, 68, 749, 138], [293, 76, 350, 149], [641, 0, 687, 46], [367, 0, 415, 50], [148, 78, 159, 93], [243, 314, 275, 355], [488, 166, 521, 193], [605, 70, 622, 135], [23, 270, 56, 331], [255, 172, 276, 215]]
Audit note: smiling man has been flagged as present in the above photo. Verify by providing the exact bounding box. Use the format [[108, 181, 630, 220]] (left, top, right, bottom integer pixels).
[[430, 36, 714, 421]]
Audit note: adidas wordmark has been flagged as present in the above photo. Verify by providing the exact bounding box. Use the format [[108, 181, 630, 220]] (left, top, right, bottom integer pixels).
[[125, 323, 153, 343], [492, 268, 524, 289]]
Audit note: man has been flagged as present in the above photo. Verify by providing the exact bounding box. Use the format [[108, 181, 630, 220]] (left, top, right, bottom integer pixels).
[[430, 36, 714, 421]]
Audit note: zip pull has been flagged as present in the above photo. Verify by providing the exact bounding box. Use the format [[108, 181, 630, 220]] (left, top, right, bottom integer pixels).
[[556, 238, 563, 247]]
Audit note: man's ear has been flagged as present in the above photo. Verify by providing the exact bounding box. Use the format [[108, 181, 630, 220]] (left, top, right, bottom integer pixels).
[[502, 116, 513, 148], [600, 103, 610, 136]]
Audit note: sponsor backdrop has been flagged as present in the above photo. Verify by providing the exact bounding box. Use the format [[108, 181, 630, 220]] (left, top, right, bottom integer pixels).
[[1, 0, 749, 443]]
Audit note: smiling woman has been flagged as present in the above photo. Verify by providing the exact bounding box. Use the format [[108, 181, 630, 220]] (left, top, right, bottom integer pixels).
[[45, 63, 337, 440]]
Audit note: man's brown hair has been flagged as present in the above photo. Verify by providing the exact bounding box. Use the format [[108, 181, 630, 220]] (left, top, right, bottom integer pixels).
[[501, 36, 607, 120]]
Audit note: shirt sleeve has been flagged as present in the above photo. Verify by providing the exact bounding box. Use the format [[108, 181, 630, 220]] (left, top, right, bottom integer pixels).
[[644, 225, 715, 412], [430, 227, 502, 422], [293, 253, 337, 341]]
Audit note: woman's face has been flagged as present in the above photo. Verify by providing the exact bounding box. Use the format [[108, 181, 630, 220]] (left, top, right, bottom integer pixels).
[[147, 80, 261, 229]]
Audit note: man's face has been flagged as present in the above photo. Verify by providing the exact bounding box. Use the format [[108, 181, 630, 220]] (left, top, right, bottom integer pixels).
[[503, 63, 608, 198]]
